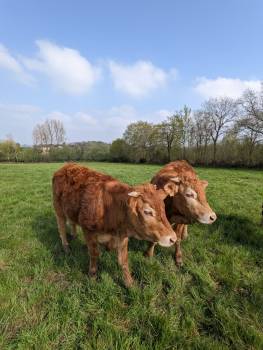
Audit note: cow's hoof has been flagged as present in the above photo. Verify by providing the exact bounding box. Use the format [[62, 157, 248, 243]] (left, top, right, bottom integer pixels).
[[124, 277, 134, 288], [144, 250, 153, 258], [175, 259, 183, 267], [63, 245, 71, 254], [89, 270, 97, 279]]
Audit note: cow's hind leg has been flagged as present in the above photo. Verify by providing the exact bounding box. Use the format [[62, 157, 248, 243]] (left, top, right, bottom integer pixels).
[[117, 237, 133, 287], [69, 220, 77, 240], [144, 242, 157, 257], [84, 232, 100, 278], [55, 214, 70, 253], [53, 197, 70, 253]]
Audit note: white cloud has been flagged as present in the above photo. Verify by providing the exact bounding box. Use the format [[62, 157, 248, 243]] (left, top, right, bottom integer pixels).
[[0, 44, 34, 84], [109, 60, 171, 97], [0, 101, 175, 144], [194, 77, 262, 99], [22, 40, 100, 95]]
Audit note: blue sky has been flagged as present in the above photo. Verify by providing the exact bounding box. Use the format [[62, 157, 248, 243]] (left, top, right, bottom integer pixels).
[[0, 0, 262, 144]]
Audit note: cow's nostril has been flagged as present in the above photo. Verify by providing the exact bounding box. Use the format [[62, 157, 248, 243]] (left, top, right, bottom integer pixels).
[[210, 214, 216, 221], [170, 237, 176, 244]]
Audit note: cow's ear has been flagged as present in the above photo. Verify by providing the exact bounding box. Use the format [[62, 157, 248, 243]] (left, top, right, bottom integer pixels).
[[201, 180, 208, 188], [128, 191, 141, 198], [163, 181, 178, 197]]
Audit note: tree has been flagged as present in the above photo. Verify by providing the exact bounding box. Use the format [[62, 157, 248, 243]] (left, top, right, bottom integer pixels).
[[180, 106, 192, 159], [110, 139, 130, 162], [159, 114, 184, 162], [234, 119, 262, 165], [239, 87, 263, 136], [0, 136, 21, 162], [123, 121, 154, 162], [192, 110, 212, 164], [33, 119, 66, 146], [202, 97, 238, 163]]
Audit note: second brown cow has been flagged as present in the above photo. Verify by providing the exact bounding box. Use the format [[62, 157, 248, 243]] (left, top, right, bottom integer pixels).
[[52, 163, 178, 287], [146, 160, 217, 265]]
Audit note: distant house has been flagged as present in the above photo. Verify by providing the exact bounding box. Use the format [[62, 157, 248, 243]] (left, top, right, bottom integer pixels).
[[36, 144, 65, 154]]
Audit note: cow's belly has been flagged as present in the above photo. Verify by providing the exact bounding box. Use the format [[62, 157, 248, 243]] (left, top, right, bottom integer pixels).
[[96, 233, 118, 250], [97, 233, 113, 244]]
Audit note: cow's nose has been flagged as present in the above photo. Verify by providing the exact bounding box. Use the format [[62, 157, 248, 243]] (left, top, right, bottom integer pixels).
[[170, 237, 176, 244], [210, 213, 217, 222]]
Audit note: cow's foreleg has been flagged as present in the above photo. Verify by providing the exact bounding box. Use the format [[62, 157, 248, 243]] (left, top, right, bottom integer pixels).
[[174, 224, 184, 266], [144, 242, 157, 257], [175, 240, 183, 266], [84, 233, 100, 278], [182, 224, 188, 239], [117, 237, 133, 287]]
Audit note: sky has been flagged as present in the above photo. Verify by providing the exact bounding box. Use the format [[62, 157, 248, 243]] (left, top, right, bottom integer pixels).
[[0, 0, 262, 145]]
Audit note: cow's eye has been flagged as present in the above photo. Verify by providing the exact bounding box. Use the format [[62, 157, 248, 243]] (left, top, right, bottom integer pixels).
[[144, 209, 153, 216], [186, 193, 194, 198]]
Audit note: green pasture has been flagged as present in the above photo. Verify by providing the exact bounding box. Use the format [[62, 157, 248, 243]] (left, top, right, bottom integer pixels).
[[0, 162, 263, 349]]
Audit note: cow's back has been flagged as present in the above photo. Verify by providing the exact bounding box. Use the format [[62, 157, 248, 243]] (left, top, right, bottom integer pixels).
[[53, 163, 110, 227], [52, 163, 128, 231]]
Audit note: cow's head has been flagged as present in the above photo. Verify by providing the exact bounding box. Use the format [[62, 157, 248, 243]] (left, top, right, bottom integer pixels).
[[127, 183, 177, 247], [171, 178, 217, 224]]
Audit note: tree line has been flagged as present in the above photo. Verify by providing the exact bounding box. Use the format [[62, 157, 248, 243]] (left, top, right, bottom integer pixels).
[[111, 87, 263, 166], [1, 87, 262, 167]]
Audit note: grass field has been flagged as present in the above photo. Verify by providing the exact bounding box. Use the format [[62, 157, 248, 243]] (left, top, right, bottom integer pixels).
[[0, 162, 263, 349]]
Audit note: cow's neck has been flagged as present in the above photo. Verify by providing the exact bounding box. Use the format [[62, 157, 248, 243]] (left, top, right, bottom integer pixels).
[[103, 184, 132, 233]]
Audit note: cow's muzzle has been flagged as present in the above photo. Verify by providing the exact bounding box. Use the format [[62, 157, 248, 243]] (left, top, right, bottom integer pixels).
[[158, 233, 177, 247], [198, 211, 217, 224]]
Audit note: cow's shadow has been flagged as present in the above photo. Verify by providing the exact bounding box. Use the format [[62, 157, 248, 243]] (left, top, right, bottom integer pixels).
[[32, 212, 88, 273], [31, 212, 146, 282], [208, 213, 263, 249]]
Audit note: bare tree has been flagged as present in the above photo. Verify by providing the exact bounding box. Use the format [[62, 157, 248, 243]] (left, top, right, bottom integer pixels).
[[53, 120, 66, 144], [239, 87, 263, 136], [193, 110, 212, 163], [202, 97, 238, 163], [33, 119, 66, 146], [234, 118, 262, 165], [159, 114, 183, 162], [180, 106, 192, 159]]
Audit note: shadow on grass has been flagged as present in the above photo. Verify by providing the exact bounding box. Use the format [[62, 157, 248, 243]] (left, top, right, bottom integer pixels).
[[209, 213, 263, 249], [31, 212, 88, 273], [31, 212, 132, 286]]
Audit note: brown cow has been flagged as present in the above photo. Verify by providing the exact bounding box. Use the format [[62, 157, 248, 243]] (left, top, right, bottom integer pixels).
[[52, 163, 177, 287], [145, 160, 217, 266]]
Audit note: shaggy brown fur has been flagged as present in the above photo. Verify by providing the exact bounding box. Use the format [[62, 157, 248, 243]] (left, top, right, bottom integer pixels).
[[146, 160, 216, 266], [52, 163, 176, 287]]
